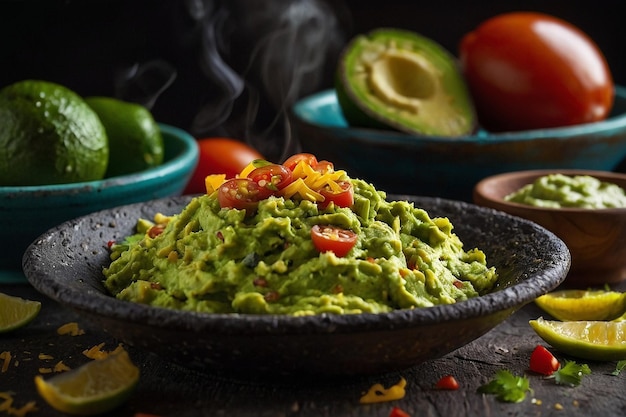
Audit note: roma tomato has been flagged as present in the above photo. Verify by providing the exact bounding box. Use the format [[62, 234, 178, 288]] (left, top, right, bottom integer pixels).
[[310, 225, 357, 257], [184, 137, 264, 194], [459, 12, 614, 131], [529, 345, 560, 375]]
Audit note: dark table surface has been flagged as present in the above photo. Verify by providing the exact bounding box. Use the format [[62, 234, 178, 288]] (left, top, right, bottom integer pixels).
[[2, 278, 626, 417]]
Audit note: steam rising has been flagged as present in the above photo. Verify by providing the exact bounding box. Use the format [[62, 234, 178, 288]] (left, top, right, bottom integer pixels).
[[116, 0, 349, 162]]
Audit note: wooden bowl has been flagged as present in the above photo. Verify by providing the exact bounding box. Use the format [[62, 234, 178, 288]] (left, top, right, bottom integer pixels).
[[473, 169, 626, 287]]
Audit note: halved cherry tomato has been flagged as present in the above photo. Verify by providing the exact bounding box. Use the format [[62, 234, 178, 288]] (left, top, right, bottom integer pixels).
[[435, 375, 460, 390], [310, 225, 357, 257], [319, 180, 354, 208], [283, 153, 318, 170], [314, 160, 334, 174], [389, 407, 411, 417], [217, 178, 270, 211], [459, 12, 614, 131], [529, 345, 560, 375], [184, 137, 264, 194], [247, 163, 293, 193]]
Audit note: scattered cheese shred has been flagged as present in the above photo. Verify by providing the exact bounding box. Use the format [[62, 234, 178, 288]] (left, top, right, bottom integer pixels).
[[0, 352, 11, 373], [359, 377, 407, 404], [53, 361, 71, 373], [83, 343, 124, 360], [0, 392, 38, 417], [205, 174, 227, 194], [37, 353, 53, 360], [56, 322, 85, 336]]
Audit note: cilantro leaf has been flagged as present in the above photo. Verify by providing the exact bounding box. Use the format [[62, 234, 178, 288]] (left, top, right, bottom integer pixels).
[[612, 360, 626, 376], [552, 360, 591, 386], [478, 370, 532, 403]]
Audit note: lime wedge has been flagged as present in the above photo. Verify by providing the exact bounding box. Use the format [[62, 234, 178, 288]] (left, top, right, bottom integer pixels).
[[34, 349, 140, 415], [529, 317, 626, 361], [534, 289, 626, 321], [0, 292, 41, 333]]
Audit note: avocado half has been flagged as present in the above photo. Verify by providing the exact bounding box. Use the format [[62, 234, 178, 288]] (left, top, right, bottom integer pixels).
[[336, 28, 477, 137]]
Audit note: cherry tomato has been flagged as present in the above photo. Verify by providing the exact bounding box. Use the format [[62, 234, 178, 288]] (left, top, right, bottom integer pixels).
[[217, 178, 270, 212], [389, 407, 411, 417], [283, 153, 318, 170], [247, 163, 293, 193], [314, 160, 334, 174], [459, 12, 614, 131], [184, 137, 264, 194], [529, 345, 560, 375], [319, 180, 354, 208], [310, 225, 357, 257], [434, 375, 460, 390]]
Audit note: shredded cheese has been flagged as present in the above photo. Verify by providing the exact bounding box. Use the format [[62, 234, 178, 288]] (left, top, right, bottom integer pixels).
[[83, 343, 124, 360], [0, 392, 37, 417], [56, 322, 85, 336], [0, 352, 11, 373], [359, 377, 407, 404]]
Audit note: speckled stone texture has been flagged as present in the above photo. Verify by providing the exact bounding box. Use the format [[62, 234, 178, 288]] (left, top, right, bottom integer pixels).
[[22, 195, 570, 378]]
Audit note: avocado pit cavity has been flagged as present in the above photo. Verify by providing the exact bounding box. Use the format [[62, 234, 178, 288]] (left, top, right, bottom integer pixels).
[[368, 48, 437, 114]]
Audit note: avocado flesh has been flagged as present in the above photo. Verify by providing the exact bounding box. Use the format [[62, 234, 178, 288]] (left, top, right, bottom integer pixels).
[[336, 29, 476, 137]]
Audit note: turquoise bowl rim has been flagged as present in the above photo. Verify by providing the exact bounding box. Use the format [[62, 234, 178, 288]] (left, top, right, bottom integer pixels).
[[291, 85, 626, 145], [0, 123, 198, 196]]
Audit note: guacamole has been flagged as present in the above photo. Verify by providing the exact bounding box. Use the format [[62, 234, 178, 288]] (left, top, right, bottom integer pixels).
[[505, 174, 626, 209], [103, 169, 497, 316]]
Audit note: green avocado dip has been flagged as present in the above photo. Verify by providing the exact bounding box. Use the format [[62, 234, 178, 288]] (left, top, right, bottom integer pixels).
[[505, 174, 626, 209], [103, 168, 497, 316]]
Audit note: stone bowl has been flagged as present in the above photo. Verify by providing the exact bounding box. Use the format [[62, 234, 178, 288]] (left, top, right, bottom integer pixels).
[[474, 169, 626, 287], [22, 195, 570, 379]]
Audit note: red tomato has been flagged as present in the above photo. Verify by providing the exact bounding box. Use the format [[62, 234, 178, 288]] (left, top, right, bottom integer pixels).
[[184, 137, 264, 194], [247, 164, 293, 193], [310, 225, 357, 257], [319, 180, 354, 208], [459, 12, 614, 131], [283, 153, 318, 171], [389, 407, 411, 417], [217, 178, 271, 212], [434, 375, 460, 390], [529, 345, 560, 375]]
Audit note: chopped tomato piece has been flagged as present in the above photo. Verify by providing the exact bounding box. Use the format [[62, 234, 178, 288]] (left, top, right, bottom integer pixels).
[[435, 375, 459, 390], [314, 159, 334, 173], [310, 225, 357, 257], [283, 153, 318, 170], [319, 180, 354, 208], [389, 407, 411, 417], [218, 178, 271, 211], [529, 345, 560, 375], [247, 163, 293, 193]]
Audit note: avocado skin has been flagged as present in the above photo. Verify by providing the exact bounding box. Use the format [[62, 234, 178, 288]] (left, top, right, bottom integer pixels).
[[335, 28, 477, 137]]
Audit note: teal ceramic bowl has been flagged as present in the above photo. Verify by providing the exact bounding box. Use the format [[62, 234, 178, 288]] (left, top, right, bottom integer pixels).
[[291, 86, 626, 202], [0, 124, 198, 283]]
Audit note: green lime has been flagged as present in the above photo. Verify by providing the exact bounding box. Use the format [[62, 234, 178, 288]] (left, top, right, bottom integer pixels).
[[34, 349, 140, 415], [535, 289, 626, 321], [0, 292, 41, 333], [0, 79, 109, 185], [529, 317, 626, 361], [85, 97, 163, 177]]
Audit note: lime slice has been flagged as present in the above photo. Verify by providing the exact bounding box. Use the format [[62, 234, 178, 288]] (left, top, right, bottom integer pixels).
[[529, 317, 626, 361], [34, 349, 140, 415], [0, 292, 41, 333], [534, 289, 626, 321]]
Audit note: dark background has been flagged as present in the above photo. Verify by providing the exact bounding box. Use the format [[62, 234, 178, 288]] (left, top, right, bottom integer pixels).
[[1, 0, 623, 159]]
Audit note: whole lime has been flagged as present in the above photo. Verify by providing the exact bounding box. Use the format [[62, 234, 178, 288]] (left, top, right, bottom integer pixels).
[[85, 97, 163, 177], [0, 80, 109, 186]]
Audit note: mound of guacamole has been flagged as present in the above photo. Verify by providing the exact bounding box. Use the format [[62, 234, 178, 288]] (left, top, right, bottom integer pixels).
[[505, 174, 626, 209], [103, 178, 497, 316]]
